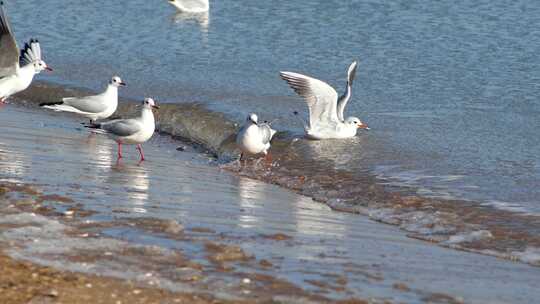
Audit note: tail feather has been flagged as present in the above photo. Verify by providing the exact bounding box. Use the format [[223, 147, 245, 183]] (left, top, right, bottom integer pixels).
[[42, 104, 83, 114], [82, 121, 107, 134], [83, 121, 101, 129]]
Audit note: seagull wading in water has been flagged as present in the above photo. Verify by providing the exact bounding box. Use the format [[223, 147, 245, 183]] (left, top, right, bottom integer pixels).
[[85, 98, 159, 162], [236, 113, 276, 161], [280, 61, 369, 140], [40, 76, 126, 123], [167, 0, 209, 13], [0, 1, 52, 104]]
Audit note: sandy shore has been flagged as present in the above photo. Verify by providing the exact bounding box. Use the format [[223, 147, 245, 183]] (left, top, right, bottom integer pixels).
[[0, 252, 232, 304]]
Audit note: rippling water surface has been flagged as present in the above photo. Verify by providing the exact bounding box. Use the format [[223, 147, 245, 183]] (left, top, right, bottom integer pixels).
[[7, 0, 540, 211]]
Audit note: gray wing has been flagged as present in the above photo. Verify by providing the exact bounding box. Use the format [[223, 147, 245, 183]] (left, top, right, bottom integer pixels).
[[259, 123, 276, 144], [336, 61, 358, 121], [101, 118, 141, 137], [63, 95, 108, 113], [0, 2, 19, 78], [280, 71, 340, 129]]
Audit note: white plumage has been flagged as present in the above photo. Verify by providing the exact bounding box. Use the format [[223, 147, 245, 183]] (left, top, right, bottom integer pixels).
[[236, 113, 276, 160], [0, 2, 52, 103], [280, 61, 369, 139], [41, 76, 126, 122]]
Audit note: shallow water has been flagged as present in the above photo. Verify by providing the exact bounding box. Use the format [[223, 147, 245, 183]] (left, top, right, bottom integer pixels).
[[2, 105, 540, 303], [6, 0, 540, 212]]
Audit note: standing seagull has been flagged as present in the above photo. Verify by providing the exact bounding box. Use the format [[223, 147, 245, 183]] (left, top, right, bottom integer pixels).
[[280, 61, 369, 140], [40, 76, 126, 123], [85, 98, 159, 162], [0, 1, 52, 104], [168, 0, 209, 13], [236, 113, 276, 161]]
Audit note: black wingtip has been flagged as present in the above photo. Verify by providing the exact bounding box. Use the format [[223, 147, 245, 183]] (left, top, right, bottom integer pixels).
[[293, 111, 299, 116], [39, 101, 63, 107], [83, 122, 101, 129]]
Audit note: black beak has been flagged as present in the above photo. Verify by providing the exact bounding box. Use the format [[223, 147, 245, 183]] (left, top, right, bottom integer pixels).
[[152, 105, 160, 109], [45, 66, 53, 72], [120, 82, 127, 86]]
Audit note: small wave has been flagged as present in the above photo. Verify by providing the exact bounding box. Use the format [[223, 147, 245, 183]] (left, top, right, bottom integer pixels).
[[15, 81, 540, 268]]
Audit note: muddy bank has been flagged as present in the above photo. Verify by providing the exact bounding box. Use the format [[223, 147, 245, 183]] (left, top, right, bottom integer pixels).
[[12, 81, 540, 267]]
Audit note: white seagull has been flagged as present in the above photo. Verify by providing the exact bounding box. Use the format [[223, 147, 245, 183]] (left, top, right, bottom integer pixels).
[[0, 1, 52, 104], [85, 98, 159, 161], [236, 113, 276, 161], [40, 76, 126, 123], [280, 61, 369, 140], [168, 0, 209, 13]]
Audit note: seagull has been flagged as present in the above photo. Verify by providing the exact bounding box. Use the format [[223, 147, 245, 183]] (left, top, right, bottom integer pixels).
[[40, 76, 126, 123], [236, 113, 276, 161], [85, 98, 159, 162], [280, 61, 369, 140], [0, 1, 52, 104], [168, 0, 209, 13]]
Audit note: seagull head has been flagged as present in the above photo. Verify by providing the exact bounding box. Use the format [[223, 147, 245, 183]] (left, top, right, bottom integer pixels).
[[110, 76, 127, 87], [247, 113, 258, 125], [143, 98, 160, 109], [346, 116, 369, 131], [33, 59, 52, 74]]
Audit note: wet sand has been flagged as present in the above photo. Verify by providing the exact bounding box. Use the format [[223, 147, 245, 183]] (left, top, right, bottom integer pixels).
[[1, 104, 540, 303], [0, 252, 231, 304]]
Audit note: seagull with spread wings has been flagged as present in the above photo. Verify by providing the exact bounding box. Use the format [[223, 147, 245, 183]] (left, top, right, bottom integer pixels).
[[280, 61, 369, 140], [0, 1, 52, 104]]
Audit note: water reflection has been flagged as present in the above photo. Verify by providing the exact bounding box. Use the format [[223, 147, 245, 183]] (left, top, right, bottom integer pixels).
[[0, 142, 27, 183], [297, 136, 369, 170], [237, 177, 263, 229], [108, 162, 151, 214], [83, 135, 115, 170], [236, 176, 347, 237], [172, 11, 209, 33]]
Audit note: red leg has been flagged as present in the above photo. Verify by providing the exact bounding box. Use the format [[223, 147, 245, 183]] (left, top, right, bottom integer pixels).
[[264, 152, 272, 163], [137, 144, 145, 161], [117, 142, 123, 159]]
